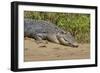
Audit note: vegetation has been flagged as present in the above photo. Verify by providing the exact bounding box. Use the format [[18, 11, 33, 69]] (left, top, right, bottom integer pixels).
[[24, 11, 90, 43]]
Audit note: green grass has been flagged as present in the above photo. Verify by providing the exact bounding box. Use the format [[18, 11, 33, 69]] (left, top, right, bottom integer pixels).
[[24, 11, 90, 43]]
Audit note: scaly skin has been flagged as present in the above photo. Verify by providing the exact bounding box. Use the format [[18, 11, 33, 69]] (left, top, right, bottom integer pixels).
[[24, 19, 78, 47]]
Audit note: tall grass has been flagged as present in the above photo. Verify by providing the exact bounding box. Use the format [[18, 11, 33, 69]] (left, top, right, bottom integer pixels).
[[24, 11, 90, 43]]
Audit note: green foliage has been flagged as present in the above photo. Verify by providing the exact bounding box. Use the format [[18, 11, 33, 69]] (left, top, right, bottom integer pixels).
[[24, 11, 90, 43]]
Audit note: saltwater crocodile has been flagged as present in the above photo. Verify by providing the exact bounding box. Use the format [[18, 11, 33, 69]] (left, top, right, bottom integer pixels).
[[24, 19, 78, 47]]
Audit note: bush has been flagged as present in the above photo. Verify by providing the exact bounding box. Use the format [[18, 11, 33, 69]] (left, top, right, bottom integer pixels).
[[24, 11, 90, 43]]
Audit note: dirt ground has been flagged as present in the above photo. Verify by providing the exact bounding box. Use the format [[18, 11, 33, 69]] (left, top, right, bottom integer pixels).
[[24, 37, 90, 62]]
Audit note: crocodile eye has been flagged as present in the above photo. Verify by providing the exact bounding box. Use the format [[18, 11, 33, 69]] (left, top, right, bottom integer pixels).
[[61, 31, 66, 34]]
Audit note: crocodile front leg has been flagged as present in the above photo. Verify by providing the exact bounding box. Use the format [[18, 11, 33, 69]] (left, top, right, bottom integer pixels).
[[46, 34, 60, 44], [58, 37, 70, 46]]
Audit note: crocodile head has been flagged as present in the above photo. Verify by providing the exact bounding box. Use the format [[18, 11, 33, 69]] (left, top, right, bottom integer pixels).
[[60, 32, 78, 47]]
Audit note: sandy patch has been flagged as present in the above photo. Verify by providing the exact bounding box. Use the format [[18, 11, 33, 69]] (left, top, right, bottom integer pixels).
[[24, 37, 90, 62]]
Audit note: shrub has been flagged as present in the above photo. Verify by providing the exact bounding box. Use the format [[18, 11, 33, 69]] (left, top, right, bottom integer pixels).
[[24, 11, 90, 43]]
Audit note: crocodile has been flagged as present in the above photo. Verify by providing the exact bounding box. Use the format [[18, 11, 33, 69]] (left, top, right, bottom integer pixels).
[[24, 19, 78, 47]]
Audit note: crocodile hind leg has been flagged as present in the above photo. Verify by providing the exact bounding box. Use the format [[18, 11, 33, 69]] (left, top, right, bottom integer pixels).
[[33, 34, 42, 41], [32, 34, 44, 44]]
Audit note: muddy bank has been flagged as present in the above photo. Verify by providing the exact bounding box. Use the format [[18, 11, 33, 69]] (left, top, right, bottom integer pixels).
[[24, 37, 90, 62]]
